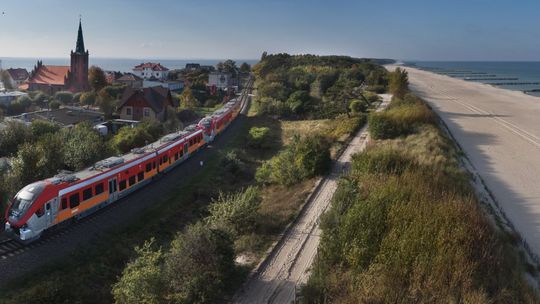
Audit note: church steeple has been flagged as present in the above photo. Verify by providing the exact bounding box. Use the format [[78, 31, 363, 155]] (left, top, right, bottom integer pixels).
[[75, 18, 85, 54]]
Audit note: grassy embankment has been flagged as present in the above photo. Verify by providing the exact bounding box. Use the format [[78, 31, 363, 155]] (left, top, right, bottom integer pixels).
[[0, 105, 364, 304], [301, 93, 540, 303]]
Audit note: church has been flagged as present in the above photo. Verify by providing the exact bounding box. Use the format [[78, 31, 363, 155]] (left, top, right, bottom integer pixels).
[[27, 20, 90, 94]]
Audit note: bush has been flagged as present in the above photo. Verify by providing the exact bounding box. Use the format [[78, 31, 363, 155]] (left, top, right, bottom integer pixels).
[[112, 126, 153, 154], [206, 187, 261, 236], [247, 127, 271, 149], [112, 239, 164, 304], [54, 91, 73, 105], [256, 134, 330, 186], [164, 224, 235, 304], [349, 99, 366, 113], [369, 101, 434, 139], [49, 100, 61, 110]]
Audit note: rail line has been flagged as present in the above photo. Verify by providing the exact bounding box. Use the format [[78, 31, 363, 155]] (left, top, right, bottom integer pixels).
[[0, 75, 254, 261]]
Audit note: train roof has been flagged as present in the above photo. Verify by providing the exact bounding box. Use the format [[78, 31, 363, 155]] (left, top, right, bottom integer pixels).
[[47, 125, 203, 191]]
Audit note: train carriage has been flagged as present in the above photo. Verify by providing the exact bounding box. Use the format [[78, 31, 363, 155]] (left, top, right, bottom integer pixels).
[[5, 96, 244, 243]]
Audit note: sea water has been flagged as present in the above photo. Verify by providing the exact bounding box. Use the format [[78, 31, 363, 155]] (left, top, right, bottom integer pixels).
[[407, 61, 540, 97]]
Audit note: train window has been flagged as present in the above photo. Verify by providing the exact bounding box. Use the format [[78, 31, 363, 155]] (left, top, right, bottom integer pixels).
[[70, 193, 80, 208], [138, 172, 144, 182], [153, 161, 156, 169], [61, 198, 68, 210], [36, 206, 45, 217], [128, 176, 136, 187], [46, 203, 50, 210], [83, 188, 93, 201], [95, 183, 104, 195], [119, 180, 127, 191], [159, 158, 162, 165], [145, 163, 152, 172], [163, 155, 168, 162], [180, 150, 183, 157], [174, 152, 179, 161]]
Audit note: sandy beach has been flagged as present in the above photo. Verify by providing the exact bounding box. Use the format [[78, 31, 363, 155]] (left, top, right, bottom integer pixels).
[[389, 65, 540, 258]]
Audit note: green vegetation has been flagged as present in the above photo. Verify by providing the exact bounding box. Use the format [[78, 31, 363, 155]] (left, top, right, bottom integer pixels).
[[253, 54, 387, 119], [0, 54, 385, 303], [301, 91, 538, 303], [369, 93, 435, 139], [388, 66, 409, 99], [89, 65, 108, 92], [247, 126, 272, 149], [256, 134, 331, 186]]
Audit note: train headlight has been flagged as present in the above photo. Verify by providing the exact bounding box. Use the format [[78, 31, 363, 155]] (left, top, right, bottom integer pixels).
[[4, 222, 10, 231]]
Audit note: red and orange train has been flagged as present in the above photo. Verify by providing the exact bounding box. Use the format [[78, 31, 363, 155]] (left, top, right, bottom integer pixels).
[[4, 98, 243, 243]]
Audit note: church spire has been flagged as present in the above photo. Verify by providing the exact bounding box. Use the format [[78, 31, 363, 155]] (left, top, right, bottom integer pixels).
[[75, 18, 85, 54]]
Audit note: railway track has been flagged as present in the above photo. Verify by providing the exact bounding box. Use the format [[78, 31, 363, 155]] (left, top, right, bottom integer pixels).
[[0, 76, 254, 285]]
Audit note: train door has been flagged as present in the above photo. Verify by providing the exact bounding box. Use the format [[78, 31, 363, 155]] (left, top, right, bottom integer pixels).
[[108, 177, 118, 202], [46, 198, 59, 227]]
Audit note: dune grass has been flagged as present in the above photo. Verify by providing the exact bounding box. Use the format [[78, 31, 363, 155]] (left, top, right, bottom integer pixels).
[[301, 96, 539, 303]]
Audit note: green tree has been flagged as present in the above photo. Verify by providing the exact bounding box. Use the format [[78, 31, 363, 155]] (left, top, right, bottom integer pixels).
[[62, 123, 105, 170], [89, 66, 108, 92], [112, 126, 153, 154], [112, 239, 164, 304], [286, 90, 310, 114], [162, 107, 182, 133], [247, 127, 272, 149], [49, 100, 61, 109], [10, 143, 41, 186], [349, 99, 367, 113], [216, 59, 237, 75], [30, 119, 61, 138], [164, 223, 235, 304], [206, 187, 261, 236], [16, 95, 33, 109], [178, 87, 199, 109], [80, 91, 96, 107], [96, 89, 117, 119], [0, 70, 13, 90], [389, 67, 409, 99], [0, 121, 32, 157], [54, 91, 74, 105], [36, 133, 65, 177], [72, 92, 82, 104], [240, 62, 251, 73], [32, 92, 48, 107]]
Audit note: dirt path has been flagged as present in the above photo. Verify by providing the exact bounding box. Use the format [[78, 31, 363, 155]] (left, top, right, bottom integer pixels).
[[393, 65, 540, 261], [234, 94, 391, 304]]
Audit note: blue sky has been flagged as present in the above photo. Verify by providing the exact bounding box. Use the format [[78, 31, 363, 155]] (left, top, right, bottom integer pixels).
[[1, 0, 539, 60]]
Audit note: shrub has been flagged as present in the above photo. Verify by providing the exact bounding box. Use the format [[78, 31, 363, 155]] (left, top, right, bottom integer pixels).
[[49, 100, 61, 110], [112, 126, 153, 154], [206, 186, 261, 236], [164, 224, 235, 304], [112, 239, 164, 304], [369, 102, 434, 139], [247, 127, 271, 149], [54, 91, 74, 104], [349, 99, 366, 113], [256, 134, 330, 186]]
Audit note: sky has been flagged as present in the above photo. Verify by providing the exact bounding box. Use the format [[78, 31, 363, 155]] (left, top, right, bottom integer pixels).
[[1, 0, 540, 61]]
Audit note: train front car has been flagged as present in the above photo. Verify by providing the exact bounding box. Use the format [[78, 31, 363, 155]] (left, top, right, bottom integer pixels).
[[5, 181, 56, 243]]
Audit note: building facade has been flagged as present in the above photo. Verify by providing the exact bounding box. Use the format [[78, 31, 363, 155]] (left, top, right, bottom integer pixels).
[[27, 20, 90, 94], [132, 62, 169, 80], [5, 68, 29, 88], [208, 71, 238, 90], [117, 86, 177, 122]]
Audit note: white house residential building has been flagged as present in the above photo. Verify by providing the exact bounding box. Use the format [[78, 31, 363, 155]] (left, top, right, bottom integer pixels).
[[132, 62, 169, 80]]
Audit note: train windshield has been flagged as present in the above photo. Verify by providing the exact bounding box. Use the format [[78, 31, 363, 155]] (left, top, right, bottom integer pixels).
[[9, 182, 45, 221]]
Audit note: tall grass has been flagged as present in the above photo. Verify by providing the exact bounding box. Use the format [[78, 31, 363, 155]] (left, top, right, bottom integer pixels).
[[302, 94, 538, 303]]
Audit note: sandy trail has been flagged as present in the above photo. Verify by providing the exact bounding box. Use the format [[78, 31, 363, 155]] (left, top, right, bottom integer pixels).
[[393, 65, 540, 259], [233, 95, 391, 304]]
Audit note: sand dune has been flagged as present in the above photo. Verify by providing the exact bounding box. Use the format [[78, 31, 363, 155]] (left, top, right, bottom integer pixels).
[[391, 65, 540, 258]]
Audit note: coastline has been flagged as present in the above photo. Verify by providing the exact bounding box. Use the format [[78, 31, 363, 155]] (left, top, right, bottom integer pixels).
[[389, 65, 540, 263]]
